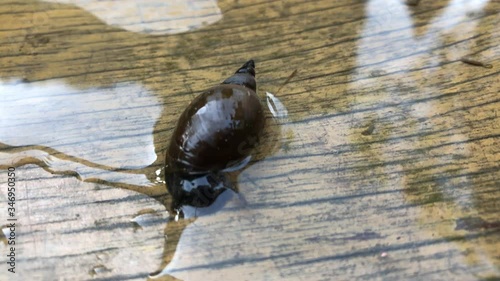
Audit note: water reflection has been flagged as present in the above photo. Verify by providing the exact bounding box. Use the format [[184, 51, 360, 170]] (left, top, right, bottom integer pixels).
[[154, 0, 498, 280], [0, 0, 498, 279], [350, 0, 498, 276], [266, 91, 289, 120], [0, 79, 162, 187], [44, 0, 222, 35]]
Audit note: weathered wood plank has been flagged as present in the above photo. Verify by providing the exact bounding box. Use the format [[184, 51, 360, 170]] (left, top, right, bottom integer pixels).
[[0, 0, 499, 280]]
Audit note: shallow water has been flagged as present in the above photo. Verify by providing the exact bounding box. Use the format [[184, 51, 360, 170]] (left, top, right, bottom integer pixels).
[[0, 0, 499, 280]]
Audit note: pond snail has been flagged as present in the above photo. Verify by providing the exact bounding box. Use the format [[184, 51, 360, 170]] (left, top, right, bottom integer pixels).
[[165, 60, 265, 210]]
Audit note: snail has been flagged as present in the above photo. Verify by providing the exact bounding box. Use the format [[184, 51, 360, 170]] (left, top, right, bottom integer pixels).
[[165, 60, 265, 210]]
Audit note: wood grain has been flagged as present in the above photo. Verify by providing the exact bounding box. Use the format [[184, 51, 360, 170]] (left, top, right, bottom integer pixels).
[[0, 0, 499, 280]]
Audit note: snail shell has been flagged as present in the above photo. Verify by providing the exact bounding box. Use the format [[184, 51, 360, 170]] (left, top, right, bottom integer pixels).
[[165, 60, 265, 209]]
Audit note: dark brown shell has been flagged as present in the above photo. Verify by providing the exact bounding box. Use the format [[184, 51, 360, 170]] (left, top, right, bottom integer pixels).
[[165, 60, 265, 209]]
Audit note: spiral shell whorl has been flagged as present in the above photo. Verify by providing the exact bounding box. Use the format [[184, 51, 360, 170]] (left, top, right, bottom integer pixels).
[[165, 59, 264, 210]]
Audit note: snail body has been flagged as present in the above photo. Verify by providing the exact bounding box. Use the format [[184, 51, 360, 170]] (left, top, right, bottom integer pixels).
[[165, 60, 265, 209]]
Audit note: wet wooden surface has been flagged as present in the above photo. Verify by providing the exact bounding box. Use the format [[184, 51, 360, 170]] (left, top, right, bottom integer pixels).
[[0, 0, 499, 280]]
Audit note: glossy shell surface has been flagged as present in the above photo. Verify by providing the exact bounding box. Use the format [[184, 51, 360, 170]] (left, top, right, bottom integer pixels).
[[165, 60, 265, 209], [167, 84, 265, 174]]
